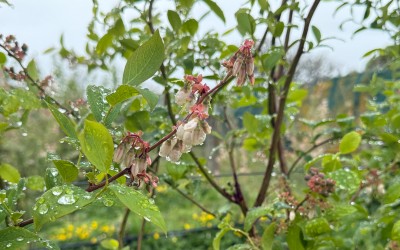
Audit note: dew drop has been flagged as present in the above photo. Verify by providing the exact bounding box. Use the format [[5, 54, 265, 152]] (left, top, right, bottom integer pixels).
[[37, 197, 45, 204], [38, 204, 49, 215], [149, 199, 155, 205], [49, 168, 59, 177], [6, 243, 12, 248], [21, 132, 28, 137], [143, 216, 151, 222], [57, 194, 77, 205], [103, 199, 114, 207], [16, 237, 24, 242], [52, 186, 63, 196]]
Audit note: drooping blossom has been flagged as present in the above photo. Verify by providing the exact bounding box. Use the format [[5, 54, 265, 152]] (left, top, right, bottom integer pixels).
[[222, 39, 255, 86], [113, 132, 158, 187]]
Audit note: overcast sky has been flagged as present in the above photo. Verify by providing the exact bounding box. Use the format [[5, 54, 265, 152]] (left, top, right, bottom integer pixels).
[[0, 0, 393, 78]]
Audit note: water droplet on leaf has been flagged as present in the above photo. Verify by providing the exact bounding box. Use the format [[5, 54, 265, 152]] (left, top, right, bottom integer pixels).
[[38, 204, 49, 215], [57, 194, 77, 205]]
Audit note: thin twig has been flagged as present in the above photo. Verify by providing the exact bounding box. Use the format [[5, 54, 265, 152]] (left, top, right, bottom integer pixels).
[[287, 137, 334, 177], [0, 44, 77, 118], [228, 139, 248, 215], [118, 208, 131, 247], [164, 179, 216, 217], [137, 219, 147, 250], [254, 0, 321, 207]]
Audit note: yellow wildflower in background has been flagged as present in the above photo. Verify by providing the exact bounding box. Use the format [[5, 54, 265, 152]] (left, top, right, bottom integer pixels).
[[153, 232, 160, 240], [184, 223, 191, 230]]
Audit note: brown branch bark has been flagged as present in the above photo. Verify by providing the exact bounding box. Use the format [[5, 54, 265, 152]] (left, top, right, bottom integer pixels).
[[254, 0, 321, 207]]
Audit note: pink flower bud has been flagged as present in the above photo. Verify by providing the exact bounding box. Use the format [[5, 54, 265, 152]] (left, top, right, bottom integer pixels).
[[232, 57, 243, 76], [237, 66, 246, 86], [113, 143, 126, 164], [246, 57, 254, 75], [123, 148, 135, 168]]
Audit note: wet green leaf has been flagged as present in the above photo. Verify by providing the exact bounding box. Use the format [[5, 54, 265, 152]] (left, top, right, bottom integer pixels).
[[33, 184, 97, 231], [244, 206, 271, 231], [106, 85, 139, 106], [46, 102, 78, 139], [79, 120, 113, 173], [109, 184, 167, 233], [0, 227, 59, 250], [52, 160, 79, 183], [87, 85, 109, 122], [304, 217, 331, 237]]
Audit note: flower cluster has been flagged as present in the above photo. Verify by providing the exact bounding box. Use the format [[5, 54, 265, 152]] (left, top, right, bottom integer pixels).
[[159, 75, 212, 162], [222, 39, 255, 86], [1, 34, 28, 61], [113, 132, 158, 187], [174, 74, 210, 108], [305, 168, 335, 197]]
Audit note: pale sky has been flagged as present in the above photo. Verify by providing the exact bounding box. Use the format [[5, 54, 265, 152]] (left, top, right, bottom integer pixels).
[[0, 0, 393, 78]]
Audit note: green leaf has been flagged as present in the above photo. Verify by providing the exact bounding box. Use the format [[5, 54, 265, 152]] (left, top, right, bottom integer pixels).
[[125, 111, 151, 132], [203, 0, 226, 23], [137, 88, 159, 111], [287, 224, 304, 250], [243, 112, 259, 135], [109, 184, 167, 233], [46, 102, 77, 139], [258, 0, 269, 10], [322, 154, 342, 172], [44, 168, 63, 190], [235, 9, 255, 36], [0, 227, 59, 250], [123, 30, 164, 86], [106, 85, 139, 106], [33, 184, 97, 231], [104, 103, 122, 127], [0, 163, 20, 183], [327, 169, 360, 194], [167, 10, 182, 32], [272, 21, 284, 37], [261, 222, 276, 250], [244, 206, 271, 231], [304, 217, 331, 237], [27, 59, 39, 82], [392, 220, 400, 241], [213, 227, 230, 250], [311, 25, 322, 43], [87, 85, 109, 122], [96, 33, 114, 55], [79, 120, 114, 173], [182, 19, 199, 36], [0, 52, 6, 65], [52, 160, 79, 183], [261, 48, 284, 71], [383, 182, 400, 204], [26, 175, 45, 191], [101, 239, 119, 250], [339, 131, 362, 154]]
